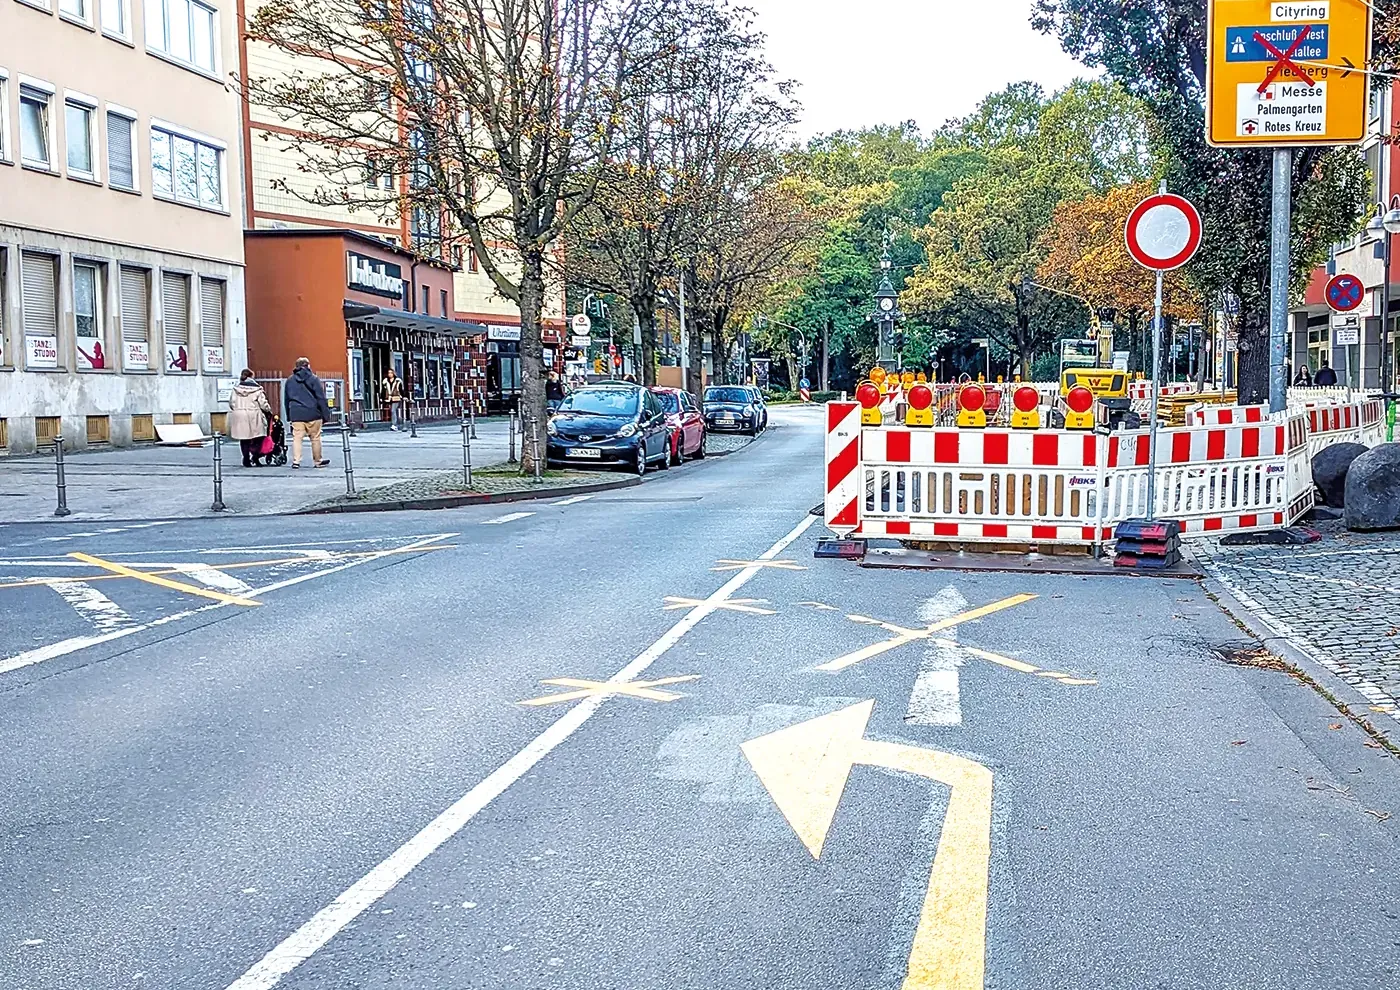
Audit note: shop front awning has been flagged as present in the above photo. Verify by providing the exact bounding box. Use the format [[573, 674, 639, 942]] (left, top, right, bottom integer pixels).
[[344, 301, 487, 338]]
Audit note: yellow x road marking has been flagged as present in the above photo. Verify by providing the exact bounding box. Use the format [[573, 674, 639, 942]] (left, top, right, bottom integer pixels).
[[519, 674, 702, 707], [816, 594, 1038, 672], [662, 596, 776, 615], [710, 559, 807, 572]]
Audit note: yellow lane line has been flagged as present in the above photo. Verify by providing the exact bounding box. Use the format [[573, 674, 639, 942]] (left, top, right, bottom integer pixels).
[[68, 552, 263, 607], [923, 593, 1039, 635]]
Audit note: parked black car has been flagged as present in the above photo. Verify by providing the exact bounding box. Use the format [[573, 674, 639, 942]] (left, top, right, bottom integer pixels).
[[547, 383, 672, 475], [703, 385, 762, 435]]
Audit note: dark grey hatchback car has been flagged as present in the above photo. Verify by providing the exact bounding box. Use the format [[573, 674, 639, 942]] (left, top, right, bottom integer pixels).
[[546, 383, 673, 475]]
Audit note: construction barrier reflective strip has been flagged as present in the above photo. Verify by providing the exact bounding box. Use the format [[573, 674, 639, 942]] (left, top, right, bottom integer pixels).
[[1187, 404, 1267, 426], [824, 401, 861, 535]]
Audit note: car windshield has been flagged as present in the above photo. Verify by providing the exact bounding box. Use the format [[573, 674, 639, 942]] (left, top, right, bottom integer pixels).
[[705, 387, 749, 404], [559, 388, 639, 416], [655, 392, 680, 414]]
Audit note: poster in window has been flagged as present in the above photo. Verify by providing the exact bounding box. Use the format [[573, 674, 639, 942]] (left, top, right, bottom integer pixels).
[[26, 335, 59, 369], [76, 339, 108, 370], [412, 355, 426, 398], [427, 358, 440, 399], [124, 341, 150, 371], [166, 344, 191, 372], [350, 349, 365, 400], [202, 346, 225, 373]]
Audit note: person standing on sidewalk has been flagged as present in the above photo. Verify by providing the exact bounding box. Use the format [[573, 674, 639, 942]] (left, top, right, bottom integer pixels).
[[382, 369, 405, 430], [283, 357, 332, 468], [228, 369, 273, 467]]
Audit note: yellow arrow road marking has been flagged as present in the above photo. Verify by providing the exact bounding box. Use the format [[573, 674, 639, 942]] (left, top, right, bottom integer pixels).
[[68, 552, 262, 607], [518, 674, 701, 707], [818, 594, 1037, 671], [741, 701, 992, 990], [662, 596, 776, 615]]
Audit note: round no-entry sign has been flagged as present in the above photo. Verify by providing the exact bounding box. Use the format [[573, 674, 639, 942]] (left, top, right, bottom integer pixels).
[[1124, 193, 1202, 271], [1325, 273, 1364, 313]]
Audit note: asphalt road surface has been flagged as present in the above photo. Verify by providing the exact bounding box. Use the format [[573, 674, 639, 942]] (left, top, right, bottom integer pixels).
[[2, 406, 1397, 990]]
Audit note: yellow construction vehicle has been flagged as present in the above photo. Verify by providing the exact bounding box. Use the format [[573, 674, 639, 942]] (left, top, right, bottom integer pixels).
[[1052, 339, 1139, 430]]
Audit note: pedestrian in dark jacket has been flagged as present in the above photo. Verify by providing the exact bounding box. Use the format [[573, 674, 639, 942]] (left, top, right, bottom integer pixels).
[[283, 357, 333, 468], [1314, 361, 1338, 386]]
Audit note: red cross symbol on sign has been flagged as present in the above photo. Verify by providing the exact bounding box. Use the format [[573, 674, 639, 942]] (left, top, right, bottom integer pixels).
[[1253, 26, 1314, 93]]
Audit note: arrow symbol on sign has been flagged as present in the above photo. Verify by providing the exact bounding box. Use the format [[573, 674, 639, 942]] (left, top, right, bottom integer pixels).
[[741, 700, 992, 990], [1340, 56, 1355, 79]]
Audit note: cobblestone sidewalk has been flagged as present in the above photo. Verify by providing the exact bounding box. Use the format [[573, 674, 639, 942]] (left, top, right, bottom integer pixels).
[[1191, 523, 1400, 726]]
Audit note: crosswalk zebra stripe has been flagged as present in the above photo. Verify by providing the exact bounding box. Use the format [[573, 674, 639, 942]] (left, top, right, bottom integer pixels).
[[167, 564, 256, 596], [41, 580, 137, 634]]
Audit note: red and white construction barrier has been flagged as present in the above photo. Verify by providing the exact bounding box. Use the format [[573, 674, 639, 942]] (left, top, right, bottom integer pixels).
[[824, 402, 861, 536]]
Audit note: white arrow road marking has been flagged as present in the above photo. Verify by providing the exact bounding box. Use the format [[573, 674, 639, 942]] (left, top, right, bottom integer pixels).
[[482, 511, 535, 525], [167, 563, 256, 596], [39, 579, 137, 634], [553, 494, 595, 506], [904, 585, 968, 726]]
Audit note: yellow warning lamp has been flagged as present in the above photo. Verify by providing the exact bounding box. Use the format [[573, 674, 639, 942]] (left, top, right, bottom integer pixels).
[[977, 373, 985, 383], [956, 382, 987, 429], [869, 366, 887, 386], [905, 383, 935, 427], [915, 371, 927, 383], [856, 381, 884, 426], [901, 371, 915, 389], [1010, 385, 1041, 430], [1063, 385, 1095, 430], [996, 375, 1004, 384]]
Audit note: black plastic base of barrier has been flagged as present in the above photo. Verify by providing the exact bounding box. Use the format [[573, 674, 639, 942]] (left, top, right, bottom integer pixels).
[[1113, 552, 1183, 569], [815, 538, 867, 559]]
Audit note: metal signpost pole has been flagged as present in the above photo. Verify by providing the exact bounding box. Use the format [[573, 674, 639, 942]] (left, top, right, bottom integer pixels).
[[678, 267, 688, 394], [211, 433, 226, 512], [340, 410, 355, 496], [461, 411, 473, 488], [508, 410, 517, 463], [1268, 149, 1290, 413], [53, 434, 71, 517], [1146, 271, 1163, 521]]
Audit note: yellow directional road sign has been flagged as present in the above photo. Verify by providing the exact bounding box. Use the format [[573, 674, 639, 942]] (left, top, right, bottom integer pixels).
[[743, 701, 993, 990], [1207, 0, 1371, 146]]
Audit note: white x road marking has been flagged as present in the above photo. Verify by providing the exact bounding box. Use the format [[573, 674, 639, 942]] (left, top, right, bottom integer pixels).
[[905, 586, 968, 726], [661, 596, 776, 615]]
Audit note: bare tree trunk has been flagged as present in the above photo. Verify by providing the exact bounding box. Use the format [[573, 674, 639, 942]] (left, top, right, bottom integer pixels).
[[685, 304, 706, 396], [519, 253, 548, 476]]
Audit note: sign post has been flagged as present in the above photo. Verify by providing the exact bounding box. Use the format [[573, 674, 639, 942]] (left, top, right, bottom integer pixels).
[[1326, 271, 1365, 399], [1206, 0, 1372, 410], [1125, 190, 1203, 520]]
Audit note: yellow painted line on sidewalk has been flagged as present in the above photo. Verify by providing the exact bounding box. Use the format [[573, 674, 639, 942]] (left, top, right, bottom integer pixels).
[[68, 553, 262, 607]]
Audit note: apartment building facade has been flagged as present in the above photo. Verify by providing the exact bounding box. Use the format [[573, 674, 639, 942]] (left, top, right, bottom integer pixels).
[[239, 9, 565, 415], [0, 0, 247, 453]]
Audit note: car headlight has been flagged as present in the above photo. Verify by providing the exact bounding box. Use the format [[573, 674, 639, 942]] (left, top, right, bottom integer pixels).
[[743, 404, 754, 415], [546, 419, 557, 436], [619, 422, 638, 437]]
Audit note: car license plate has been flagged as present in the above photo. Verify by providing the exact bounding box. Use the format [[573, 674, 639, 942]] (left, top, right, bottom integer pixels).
[[718, 414, 735, 423], [567, 447, 601, 458]]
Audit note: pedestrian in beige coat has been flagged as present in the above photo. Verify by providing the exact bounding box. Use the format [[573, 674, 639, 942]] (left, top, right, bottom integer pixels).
[[228, 369, 273, 467]]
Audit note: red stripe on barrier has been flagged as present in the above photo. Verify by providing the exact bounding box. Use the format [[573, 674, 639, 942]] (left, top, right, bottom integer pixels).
[[1206, 429, 1225, 462], [829, 495, 858, 528], [885, 521, 910, 535], [1083, 435, 1097, 465], [1203, 517, 1223, 531], [934, 432, 959, 464], [1239, 514, 1257, 528], [1275, 425, 1284, 452], [1032, 525, 1056, 539], [1107, 438, 1119, 468], [1171, 431, 1191, 464], [984, 432, 1009, 465], [1273, 512, 1283, 524], [826, 436, 859, 495], [1082, 527, 1096, 542], [934, 522, 958, 536], [1241, 427, 1259, 459], [1032, 433, 1058, 466], [1135, 437, 1150, 466], [827, 402, 855, 432], [982, 524, 1008, 538], [885, 430, 910, 463]]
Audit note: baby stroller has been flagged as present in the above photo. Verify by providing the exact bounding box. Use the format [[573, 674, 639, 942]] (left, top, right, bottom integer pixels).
[[266, 417, 288, 467]]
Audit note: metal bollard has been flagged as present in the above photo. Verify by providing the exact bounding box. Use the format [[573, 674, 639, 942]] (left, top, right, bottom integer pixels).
[[340, 411, 356, 495], [508, 409, 517, 463], [529, 419, 542, 482], [408, 401, 418, 439], [53, 434, 71, 517], [469, 401, 477, 439], [461, 412, 473, 488], [211, 432, 226, 512]]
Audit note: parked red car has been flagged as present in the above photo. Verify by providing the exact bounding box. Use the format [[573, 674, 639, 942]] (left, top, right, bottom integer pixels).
[[651, 386, 706, 465]]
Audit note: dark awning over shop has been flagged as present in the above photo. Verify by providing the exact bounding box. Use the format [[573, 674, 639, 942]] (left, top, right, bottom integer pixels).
[[343, 301, 487, 338]]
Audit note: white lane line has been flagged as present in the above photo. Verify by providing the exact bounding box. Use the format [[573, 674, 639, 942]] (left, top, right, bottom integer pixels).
[[168, 564, 256, 596], [552, 495, 595, 507], [222, 512, 819, 990], [41, 580, 137, 634], [0, 533, 457, 677], [904, 585, 967, 726], [481, 511, 535, 525]]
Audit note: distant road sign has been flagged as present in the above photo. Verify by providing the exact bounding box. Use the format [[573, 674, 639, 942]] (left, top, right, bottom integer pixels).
[[571, 313, 592, 334], [799, 377, 810, 389], [1206, 0, 1371, 147], [1325, 272, 1365, 312], [1124, 193, 1202, 271]]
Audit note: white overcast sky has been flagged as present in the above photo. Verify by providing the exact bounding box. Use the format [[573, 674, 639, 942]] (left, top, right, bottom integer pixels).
[[749, 0, 1091, 142]]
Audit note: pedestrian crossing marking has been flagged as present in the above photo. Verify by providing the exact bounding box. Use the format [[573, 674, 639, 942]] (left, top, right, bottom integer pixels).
[[518, 674, 701, 707], [40, 580, 136, 634]]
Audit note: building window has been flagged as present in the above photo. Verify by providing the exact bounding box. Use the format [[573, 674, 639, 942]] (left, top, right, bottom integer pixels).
[[0, 71, 10, 164], [151, 124, 224, 209], [65, 98, 96, 179], [145, 0, 218, 74], [0, 248, 8, 368], [74, 261, 108, 369], [59, 0, 92, 23], [100, 0, 129, 37], [199, 277, 225, 372], [421, 284, 430, 314], [440, 288, 448, 317], [364, 156, 393, 192], [468, 245, 479, 273], [160, 270, 191, 371], [119, 265, 151, 370], [21, 252, 59, 369], [107, 109, 136, 190], [20, 84, 53, 169]]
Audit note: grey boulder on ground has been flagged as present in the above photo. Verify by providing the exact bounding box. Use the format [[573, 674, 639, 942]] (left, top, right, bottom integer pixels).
[[1343, 442, 1400, 531], [1311, 442, 1368, 507]]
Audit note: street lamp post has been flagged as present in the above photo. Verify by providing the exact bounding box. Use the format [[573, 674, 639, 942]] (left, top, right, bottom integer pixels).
[[871, 246, 903, 374], [1366, 197, 1400, 394]]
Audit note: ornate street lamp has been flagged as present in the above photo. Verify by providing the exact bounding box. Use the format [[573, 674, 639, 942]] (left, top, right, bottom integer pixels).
[[1367, 197, 1400, 393], [871, 246, 904, 373]]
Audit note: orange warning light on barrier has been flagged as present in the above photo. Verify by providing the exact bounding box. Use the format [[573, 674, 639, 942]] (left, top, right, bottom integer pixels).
[[956, 382, 987, 429], [1064, 384, 1095, 430], [905, 383, 934, 427], [856, 381, 883, 425], [1011, 385, 1040, 430]]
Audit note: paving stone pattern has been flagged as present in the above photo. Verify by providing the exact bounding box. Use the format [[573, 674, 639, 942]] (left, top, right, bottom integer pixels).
[[1192, 523, 1400, 723]]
